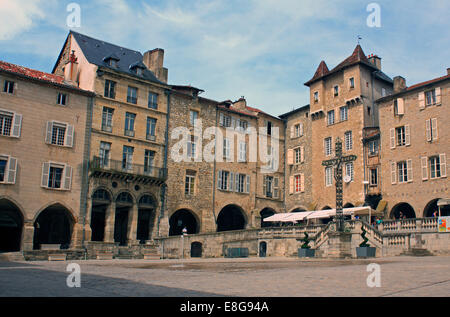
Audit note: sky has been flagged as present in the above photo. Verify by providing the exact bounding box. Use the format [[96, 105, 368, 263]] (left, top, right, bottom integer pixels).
[[0, 0, 449, 116]]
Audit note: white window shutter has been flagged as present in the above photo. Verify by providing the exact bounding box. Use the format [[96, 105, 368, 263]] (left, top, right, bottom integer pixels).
[[301, 146, 305, 163], [300, 123, 304, 136], [426, 120, 432, 142], [421, 157, 428, 181], [231, 117, 236, 129], [218, 171, 222, 189], [46, 122, 53, 144], [405, 125, 411, 146], [390, 128, 396, 149], [263, 176, 267, 196], [289, 176, 294, 194], [63, 165, 73, 190], [301, 174, 305, 193], [397, 98, 405, 115], [407, 159, 413, 182], [440, 154, 447, 178], [6, 157, 17, 184], [436, 87, 441, 105], [65, 124, 74, 147], [41, 162, 50, 188], [12, 114, 22, 138], [229, 172, 234, 191], [290, 125, 295, 139], [246, 175, 250, 193], [287, 149, 294, 165], [432, 118, 438, 141], [274, 177, 279, 198], [391, 162, 397, 184], [235, 173, 239, 192], [418, 92, 425, 110]]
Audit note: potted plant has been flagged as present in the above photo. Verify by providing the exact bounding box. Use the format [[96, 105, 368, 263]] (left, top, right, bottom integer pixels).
[[298, 232, 315, 258], [356, 225, 376, 258]]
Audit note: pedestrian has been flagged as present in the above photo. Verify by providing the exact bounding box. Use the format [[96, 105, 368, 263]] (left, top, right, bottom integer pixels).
[[432, 211, 438, 218]]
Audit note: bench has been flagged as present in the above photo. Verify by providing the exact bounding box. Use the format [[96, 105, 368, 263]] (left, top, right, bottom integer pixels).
[[48, 254, 67, 261]]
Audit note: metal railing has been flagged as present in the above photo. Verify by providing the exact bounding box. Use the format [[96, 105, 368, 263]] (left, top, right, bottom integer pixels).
[[90, 156, 167, 180]]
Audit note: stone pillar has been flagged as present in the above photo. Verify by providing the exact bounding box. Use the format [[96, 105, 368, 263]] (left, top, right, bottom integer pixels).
[[71, 223, 84, 249], [22, 222, 35, 251], [104, 202, 116, 243], [327, 231, 353, 258], [84, 197, 93, 243], [128, 203, 139, 244], [158, 216, 170, 237]]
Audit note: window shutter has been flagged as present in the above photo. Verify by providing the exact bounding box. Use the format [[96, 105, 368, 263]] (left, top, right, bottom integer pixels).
[[405, 125, 411, 146], [219, 113, 224, 126], [301, 174, 305, 193], [63, 165, 73, 190], [287, 149, 294, 165], [289, 176, 294, 194], [246, 175, 250, 193], [274, 177, 279, 198], [426, 120, 432, 142], [300, 123, 304, 136], [46, 122, 53, 144], [391, 162, 397, 184], [263, 176, 267, 196], [390, 128, 396, 149], [41, 162, 50, 188], [290, 125, 295, 139], [218, 171, 222, 189], [397, 98, 405, 115], [435, 87, 441, 105], [440, 154, 447, 178], [235, 173, 239, 192], [65, 124, 74, 147], [421, 157, 428, 181], [407, 159, 413, 182], [418, 92, 425, 110], [229, 172, 234, 191], [301, 146, 305, 163], [231, 117, 236, 129], [12, 114, 22, 138], [431, 118, 438, 141], [6, 157, 17, 184]]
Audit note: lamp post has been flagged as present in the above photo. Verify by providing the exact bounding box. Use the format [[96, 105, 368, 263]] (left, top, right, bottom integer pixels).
[[181, 227, 187, 259]]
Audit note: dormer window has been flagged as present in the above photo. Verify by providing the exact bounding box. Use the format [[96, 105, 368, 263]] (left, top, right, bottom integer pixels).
[[129, 62, 146, 77], [103, 54, 120, 68]]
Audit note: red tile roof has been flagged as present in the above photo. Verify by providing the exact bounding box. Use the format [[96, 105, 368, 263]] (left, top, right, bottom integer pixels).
[[406, 74, 450, 91], [309, 61, 329, 83], [0, 60, 66, 85]]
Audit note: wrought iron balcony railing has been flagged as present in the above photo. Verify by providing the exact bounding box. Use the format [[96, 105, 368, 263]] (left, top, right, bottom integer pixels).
[[90, 156, 167, 181]]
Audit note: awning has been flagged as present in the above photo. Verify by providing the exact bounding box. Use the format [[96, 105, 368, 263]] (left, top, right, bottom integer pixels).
[[263, 212, 313, 223], [376, 200, 388, 213], [263, 213, 291, 222], [438, 199, 450, 207], [306, 207, 376, 219]]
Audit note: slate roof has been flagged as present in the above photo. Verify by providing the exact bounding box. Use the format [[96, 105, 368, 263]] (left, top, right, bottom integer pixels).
[[62, 31, 164, 85], [279, 104, 310, 119]]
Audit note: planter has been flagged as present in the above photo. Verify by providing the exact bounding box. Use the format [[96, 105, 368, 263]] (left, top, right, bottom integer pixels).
[[298, 248, 315, 258], [356, 247, 376, 258]]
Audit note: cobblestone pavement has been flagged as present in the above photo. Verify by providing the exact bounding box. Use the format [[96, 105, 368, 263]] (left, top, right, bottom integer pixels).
[[0, 256, 449, 297]]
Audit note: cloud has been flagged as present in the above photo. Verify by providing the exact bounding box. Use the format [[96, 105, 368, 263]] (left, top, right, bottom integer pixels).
[[0, 0, 46, 40]]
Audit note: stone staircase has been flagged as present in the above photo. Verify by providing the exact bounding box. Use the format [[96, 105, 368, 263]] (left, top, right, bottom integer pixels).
[[401, 248, 434, 257], [115, 247, 134, 260]]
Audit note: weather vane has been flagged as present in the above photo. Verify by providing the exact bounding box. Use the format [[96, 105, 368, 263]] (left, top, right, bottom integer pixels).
[[357, 35, 362, 45]]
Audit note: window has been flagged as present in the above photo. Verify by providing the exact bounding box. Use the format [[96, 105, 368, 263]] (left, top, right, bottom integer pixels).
[[397, 161, 408, 183], [185, 171, 196, 196], [220, 113, 231, 127], [218, 170, 230, 191], [99, 142, 111, 168], [223, 138, 231, 160], [266, 121, 272, 136], [187, 135, 197, 159], [430, 156, 441, 179], [235, 173, 250, 194], [0, 158, 6, 182], [127, 86, 138, 104], [426, 118, 438, 142], [294, 147, 302, 165], [148, 92, 158, 109], [190, 110, 198, 126], [122, 146, 134, 171], [340, 106, 348, 122], [144, 150, 155, 174], [238, 141, 247, 162], [57, 93, 67, 105], [48, 166, 64, 189], [3, 80, 14, 94], [41, 163, 72, 190], [327, 110, 335, 125], [314, 91, 319, 102], [349, 78, 355, 89], [368, 140, 379, 155], [370, 168, 378, 186], [334, 85, 339, 96], [345, 162, 354, 182], [52, 124, 66, 146], [124, 112, 136, 137], [263, 176, 278, 198], [325, 167, 333, 187], [396, 126, 406, 146], [104, 80, 116, 99], [425, 89, 436, 106], [345, 131, 353, 151], [102, 107, 114, 132], [294, 123, 303, 138], [324, 137, 332, 156], [294, 175, 303, 193], [382, 88, 387, 97], [45, 121, 72, 147], [0, 156, 17, 184], [0, 112, 13, 136], [238, 120, 248, 131], [146, 117, 157, 141]]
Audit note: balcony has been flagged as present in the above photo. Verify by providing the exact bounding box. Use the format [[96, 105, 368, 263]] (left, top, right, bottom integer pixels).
[[90, 156, 167, 185]]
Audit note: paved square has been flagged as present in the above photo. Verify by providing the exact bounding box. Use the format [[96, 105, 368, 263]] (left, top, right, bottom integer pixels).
[[1, 256, 449, 297]]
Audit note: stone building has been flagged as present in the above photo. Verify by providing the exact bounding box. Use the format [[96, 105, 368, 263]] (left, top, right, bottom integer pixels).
[[0, 60, 94, 253], [304, 46, 394, 213], [52, 31, 169, 248], [377, 70, 450, 219]]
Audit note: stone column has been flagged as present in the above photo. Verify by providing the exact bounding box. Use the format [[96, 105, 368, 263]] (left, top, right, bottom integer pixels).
[[71, 222, 84, 249], [84, 197, 93, 243], [128, 203, 139, 245], [22, 221, 35, 251], [104, 202, 116, 243]]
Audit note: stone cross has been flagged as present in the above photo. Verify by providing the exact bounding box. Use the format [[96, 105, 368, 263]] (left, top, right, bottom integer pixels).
[[322, 137, 357, 232]]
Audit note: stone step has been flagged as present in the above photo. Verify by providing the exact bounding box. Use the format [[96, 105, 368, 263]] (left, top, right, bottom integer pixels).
[[0, 252, 25, 262], [402, 248, 434, 257]]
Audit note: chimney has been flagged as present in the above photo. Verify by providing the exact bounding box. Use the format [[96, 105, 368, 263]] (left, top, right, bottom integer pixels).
[[233, 97, 247, 109], [447, 68, 450, 75], [64, 50, 79, 85], [368, 54, 382, 70], [393, 76, 407, 93], [143, 48, 168, 83]]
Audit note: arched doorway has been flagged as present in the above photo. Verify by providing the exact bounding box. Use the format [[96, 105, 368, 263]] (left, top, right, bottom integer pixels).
[[259, 241, 267, 257], [344, 203, 354, 208], [390, 203, 416, 219], [260, 208, 275, 228], [217, 205, 246, 232], [191, 242, 202, 258], [424, 199, 450, 217], [320, 206, 333, 225], [136, 194, 156, 243], [114, 192, 133, 246], [0, 199, 23, 252], [169, 209, 198, 236], [91, 189, 111, 242], [33, 204, 73, 250]]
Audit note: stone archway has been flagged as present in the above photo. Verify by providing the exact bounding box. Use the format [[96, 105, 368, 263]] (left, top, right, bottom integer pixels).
[[217, 205, 247, 232], [390, 203, 416, 219], [0, 198, 24, 252], [90, 189, 111, 242], [260, 208, 275, 228], [169, 209, 199, 236], [136, 194, 157, 243], [424, 199, 450, 217], [344, 203, 354, 208], [33, 203, 74, 250], [114, 192, 134, 246]]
